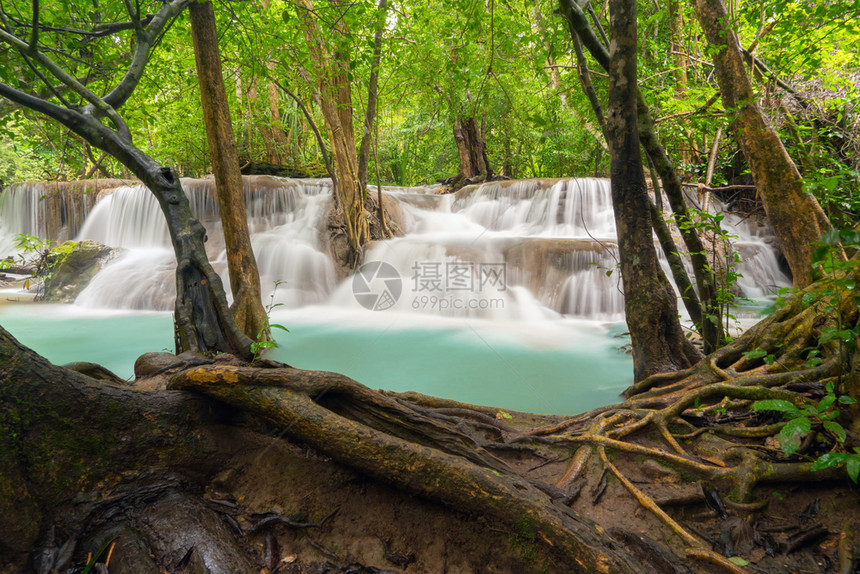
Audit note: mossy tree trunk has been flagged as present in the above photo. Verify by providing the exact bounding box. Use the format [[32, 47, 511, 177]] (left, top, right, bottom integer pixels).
[[298, 0, 371, 263], [0, 327, 230, 558], [604, 0, 701, 381], [694, 0, 842, 288]]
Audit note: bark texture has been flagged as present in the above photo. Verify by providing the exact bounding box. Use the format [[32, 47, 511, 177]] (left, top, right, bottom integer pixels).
[[0, 327, 225, 556], [298, 0, 370, 261], [560, 0, 723, 352], [605, 0, 701, 381], [452, 116, 493, 190], [357, 0, 387, 189], [189, 0, 268, 341], [694, 0, 840, 288]]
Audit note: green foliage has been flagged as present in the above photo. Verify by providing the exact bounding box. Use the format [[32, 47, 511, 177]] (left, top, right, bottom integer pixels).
[[742, 348, 775, 366], [752, 382, 858, 481], [0, 233, 51, 273], [674, 209, 745, 344], [810, 449, 860, 484], [251, 281, 289, 362], [82, 537, 116, 574], [0, 0, 856, 193]]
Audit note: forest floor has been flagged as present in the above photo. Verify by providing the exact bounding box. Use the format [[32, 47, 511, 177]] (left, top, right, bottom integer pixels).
[[156, 396, 857, 574]]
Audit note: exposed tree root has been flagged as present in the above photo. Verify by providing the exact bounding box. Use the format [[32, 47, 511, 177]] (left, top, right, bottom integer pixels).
[[4, 266, 857, 572], [167, 271, 857, 570], [168, 366, 643, 573]]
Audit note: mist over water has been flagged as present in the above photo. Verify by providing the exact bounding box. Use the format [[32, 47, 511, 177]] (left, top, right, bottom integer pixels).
[[0, 176, 791, 414]]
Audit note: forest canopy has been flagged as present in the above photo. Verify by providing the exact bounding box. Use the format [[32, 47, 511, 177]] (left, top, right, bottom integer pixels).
[[0, 0, 857, 221]]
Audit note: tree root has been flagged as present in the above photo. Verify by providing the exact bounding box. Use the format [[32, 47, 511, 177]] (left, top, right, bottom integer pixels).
[[168, 366, 644, 573]]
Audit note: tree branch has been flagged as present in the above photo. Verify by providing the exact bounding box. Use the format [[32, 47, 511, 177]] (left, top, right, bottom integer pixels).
[[28, 0, 38, 53], [101, 0, 191, 109]]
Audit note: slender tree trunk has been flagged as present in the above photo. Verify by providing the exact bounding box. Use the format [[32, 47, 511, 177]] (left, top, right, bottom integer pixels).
[[668, 0, 698, 169], [260, 0, 291, 165], [189, 0, 268, 342], [298, 0, 370, 260], [560, 0, 723, 352], [533, 5, 607, 150], [266, 62, 291, 163], [694, 0, 841, 287], [357, 0, 387, 189], [606, 0, 701, 380], [248, 78, 277, 163]]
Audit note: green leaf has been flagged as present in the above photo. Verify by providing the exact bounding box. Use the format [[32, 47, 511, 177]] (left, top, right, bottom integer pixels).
[[847, 457, 860, 484], [752, 399, 799, 414], [811, 452, 849, 471], [820, 326, 854, 344], [823, 421, 847, 443], [728, 557, 749, 566], [838, 395, 858, 405], [743, 348, 768, 359], [779, 417, 811, 456], [817, 394, 836, 412], [269, 323, 290, 332]]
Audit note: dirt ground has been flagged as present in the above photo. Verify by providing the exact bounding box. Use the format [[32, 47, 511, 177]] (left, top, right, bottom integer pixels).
[[193, 402, 859, 574]]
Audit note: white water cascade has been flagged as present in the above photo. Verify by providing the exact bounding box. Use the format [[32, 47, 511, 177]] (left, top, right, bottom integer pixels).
[[0, 176, 792, 414]]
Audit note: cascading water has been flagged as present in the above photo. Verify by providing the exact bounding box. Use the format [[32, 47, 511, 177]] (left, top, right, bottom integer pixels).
[[0, 176, 791, 414], [72, 177, 338, 310], [0, 182, 45, 256]]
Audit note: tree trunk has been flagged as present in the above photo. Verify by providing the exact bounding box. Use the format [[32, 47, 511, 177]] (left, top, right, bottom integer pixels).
[[694, 0, 841, 288], [84, 120, 253, 357], [452, 116, 492, 190], [357, 0, 387, 189], [266, 62, 292, 163], [298, 0, 370, 261], [189, 0, 269, 342], [0, 327, 230, 557], [560, 0, 724, 353], [605, 0, 701, 381], [668, 0, 698, 170]]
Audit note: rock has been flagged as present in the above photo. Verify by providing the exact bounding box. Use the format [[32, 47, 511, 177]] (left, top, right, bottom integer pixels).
[[40, 240, 119, 303]]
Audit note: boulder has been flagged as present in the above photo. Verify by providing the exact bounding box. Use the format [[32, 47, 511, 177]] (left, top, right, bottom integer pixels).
[[40, 240, 119, 303]]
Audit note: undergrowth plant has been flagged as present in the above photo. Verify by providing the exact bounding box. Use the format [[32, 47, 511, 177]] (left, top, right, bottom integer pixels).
[[0, 233, 51, 273], [250, 280, 289, 362], [674, 208, 745, 346], [750, 227, 860, 483], [751, 383, 858, 483]]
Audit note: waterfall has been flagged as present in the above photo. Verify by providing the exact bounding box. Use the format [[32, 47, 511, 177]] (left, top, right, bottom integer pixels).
[[1, 176, 790, 319], [0, 179, 130, 256], [0, 183, 45, 256]]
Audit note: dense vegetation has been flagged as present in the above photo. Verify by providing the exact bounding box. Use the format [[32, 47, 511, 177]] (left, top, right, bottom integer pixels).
[[1, 0, 857, 222], [1, 0, 860, 572]]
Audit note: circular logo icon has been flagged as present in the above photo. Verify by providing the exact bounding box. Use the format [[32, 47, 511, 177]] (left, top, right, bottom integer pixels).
[[352, 261, 402, 311]]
